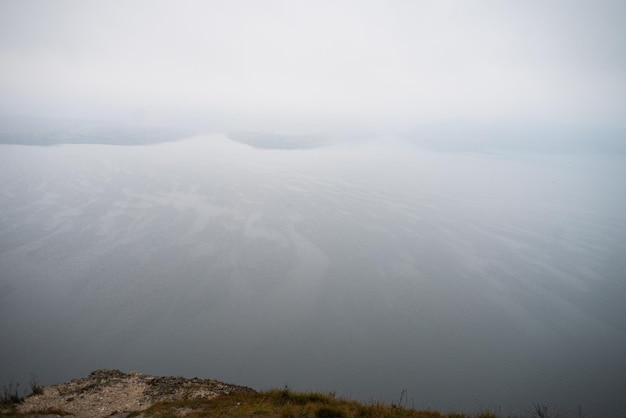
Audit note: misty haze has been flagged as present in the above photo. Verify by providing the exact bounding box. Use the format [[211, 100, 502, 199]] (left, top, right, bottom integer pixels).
[[1, 1, 625, 417]]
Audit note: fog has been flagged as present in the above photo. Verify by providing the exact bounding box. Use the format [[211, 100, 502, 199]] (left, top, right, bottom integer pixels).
[[1, 1, 626, 417], [1, 1, 625, 138]]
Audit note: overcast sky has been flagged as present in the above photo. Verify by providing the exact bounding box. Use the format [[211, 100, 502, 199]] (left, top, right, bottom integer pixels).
[[0, 0, 624, 132]]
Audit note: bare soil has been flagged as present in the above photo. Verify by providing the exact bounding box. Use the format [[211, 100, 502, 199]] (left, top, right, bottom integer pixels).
[[13, 369, 255, 417]]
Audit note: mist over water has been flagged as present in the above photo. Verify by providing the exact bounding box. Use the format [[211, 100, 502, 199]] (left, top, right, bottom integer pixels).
[[1, 135, 625, 416], [2, 1, 625, 416]]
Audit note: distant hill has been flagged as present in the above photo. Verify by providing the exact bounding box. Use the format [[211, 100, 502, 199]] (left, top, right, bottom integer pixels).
[[0, 116, 194, 146], [227, 130, 328, 149]]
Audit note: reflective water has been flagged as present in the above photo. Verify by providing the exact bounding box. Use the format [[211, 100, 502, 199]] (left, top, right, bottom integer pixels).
[[1, 136, 625, 416]]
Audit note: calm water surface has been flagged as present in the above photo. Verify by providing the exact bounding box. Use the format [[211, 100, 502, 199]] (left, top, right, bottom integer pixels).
[[1, 136, 625, 417]]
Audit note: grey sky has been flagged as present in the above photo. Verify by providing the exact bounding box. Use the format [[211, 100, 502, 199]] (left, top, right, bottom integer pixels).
[[0, 0, 624, 130]]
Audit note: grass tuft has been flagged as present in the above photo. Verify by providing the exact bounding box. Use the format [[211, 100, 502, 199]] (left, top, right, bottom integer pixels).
[[28, 375, 43, 397], [0, 382, 23, 408]]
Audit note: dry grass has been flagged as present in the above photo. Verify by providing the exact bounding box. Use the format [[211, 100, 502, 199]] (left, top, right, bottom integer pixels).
[[135, 388, 502, 418], [0, 386, 565, 417]]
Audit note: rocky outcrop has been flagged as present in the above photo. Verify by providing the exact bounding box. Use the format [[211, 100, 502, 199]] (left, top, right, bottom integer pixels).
[[17, 369, 255, 417]]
